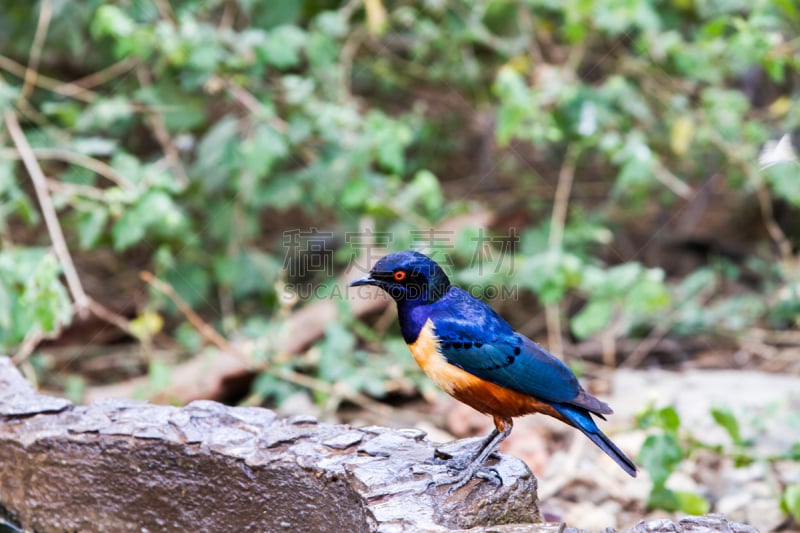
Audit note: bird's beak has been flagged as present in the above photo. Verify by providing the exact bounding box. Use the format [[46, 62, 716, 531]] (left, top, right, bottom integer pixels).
[[349, 275, 376, 287]]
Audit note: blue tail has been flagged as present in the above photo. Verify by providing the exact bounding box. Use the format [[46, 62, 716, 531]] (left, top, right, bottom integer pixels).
[[554, 403, 637, 477]]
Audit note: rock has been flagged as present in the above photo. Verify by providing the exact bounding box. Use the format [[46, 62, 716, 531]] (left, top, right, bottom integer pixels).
[[623, 514, 757, 533], [563, 501, 619, 531], [0, 356, 538, 532], [741, 498, 785, 533]]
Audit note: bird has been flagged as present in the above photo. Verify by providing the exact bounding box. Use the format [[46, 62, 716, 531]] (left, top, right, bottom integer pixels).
[[350, 250, 637, 489]]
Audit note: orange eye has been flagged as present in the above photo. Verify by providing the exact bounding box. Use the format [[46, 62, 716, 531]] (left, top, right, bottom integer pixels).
[[393, 270, 406, 281]]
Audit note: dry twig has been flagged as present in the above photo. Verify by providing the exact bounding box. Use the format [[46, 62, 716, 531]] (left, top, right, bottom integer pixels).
[[135, 66, 189, 187], [20, 0, 52, 100], [4, 110, 90, 316], [0, 55, 97, 103], [545, 144, 580, 358], [64, 58, 137, 90], [0, 147, 134, 189], [140, 271, 243, 363], [4, 112, 133, 358]]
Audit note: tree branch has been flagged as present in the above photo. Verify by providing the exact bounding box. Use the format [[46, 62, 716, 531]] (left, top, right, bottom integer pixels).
[[3, 110, 90, 316]]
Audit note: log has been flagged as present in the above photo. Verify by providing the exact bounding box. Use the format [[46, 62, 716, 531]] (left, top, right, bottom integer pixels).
[[0, 357, 539, 532]]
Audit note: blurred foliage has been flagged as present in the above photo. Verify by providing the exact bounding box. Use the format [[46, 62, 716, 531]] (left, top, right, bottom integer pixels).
[[637, 402, 800, 517], [0, 0, 799, 449]]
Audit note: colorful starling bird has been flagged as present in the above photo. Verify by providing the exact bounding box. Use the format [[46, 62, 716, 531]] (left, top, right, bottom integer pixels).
[[351, 250, 636, 489]]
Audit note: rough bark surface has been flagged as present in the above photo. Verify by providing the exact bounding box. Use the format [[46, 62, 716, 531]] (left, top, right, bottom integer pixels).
[[0, 357, 538, 532], [0, 357, 759, 533]]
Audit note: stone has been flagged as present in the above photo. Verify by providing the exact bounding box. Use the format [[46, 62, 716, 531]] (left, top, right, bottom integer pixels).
[[624, 514, 757, 533]]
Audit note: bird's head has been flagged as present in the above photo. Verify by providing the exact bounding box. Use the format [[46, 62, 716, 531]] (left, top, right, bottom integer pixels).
[[350, 250, 451, 304]]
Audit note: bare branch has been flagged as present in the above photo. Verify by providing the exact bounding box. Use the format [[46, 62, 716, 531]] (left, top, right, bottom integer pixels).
[[20, 0, 53, 100], [0, 54, 97, 103], [3, 110, 90, 316], [63, 58, 137, 90], [545, 144, 580, 358], [135, 66, 188, 187], [1, 147, 134, 190], [140, 271, 245, 362]]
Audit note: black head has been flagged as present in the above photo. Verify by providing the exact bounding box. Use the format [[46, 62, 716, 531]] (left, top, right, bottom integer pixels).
[[349, 250, 450, 304]]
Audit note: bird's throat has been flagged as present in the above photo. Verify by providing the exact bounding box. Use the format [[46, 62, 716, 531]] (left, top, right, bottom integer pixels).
[[396, 300, 433, 344]]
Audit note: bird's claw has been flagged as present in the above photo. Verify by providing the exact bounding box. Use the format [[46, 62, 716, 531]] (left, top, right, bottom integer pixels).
[[429, 441, 505, 492], [429, 463, 503, 493]]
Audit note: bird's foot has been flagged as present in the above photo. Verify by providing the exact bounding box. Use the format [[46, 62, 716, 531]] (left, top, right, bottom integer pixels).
[[435, 462, 502, 493], [425, 454, 503, 493]]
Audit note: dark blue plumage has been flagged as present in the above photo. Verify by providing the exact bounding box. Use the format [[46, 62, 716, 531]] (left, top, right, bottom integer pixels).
[[351, 250, 637, 487]]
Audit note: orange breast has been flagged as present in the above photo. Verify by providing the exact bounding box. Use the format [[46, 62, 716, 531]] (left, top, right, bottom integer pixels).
[[407, 319, 566, 422]]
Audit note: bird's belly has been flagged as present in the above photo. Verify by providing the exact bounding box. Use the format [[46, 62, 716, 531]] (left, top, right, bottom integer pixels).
[[407, 319, 563, 420]]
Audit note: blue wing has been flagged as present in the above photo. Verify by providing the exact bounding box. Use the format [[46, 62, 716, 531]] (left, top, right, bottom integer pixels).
[[429, 288, 611, 414], [435, 327, 581, 403]]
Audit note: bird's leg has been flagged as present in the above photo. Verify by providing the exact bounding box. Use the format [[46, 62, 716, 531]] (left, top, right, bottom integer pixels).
[[436, 417, 513, 492]]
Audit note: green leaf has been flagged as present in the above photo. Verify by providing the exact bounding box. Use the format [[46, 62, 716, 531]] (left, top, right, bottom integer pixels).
[[318, 322, 357, 382], [647, 485, 680, 511], [516, 250, 583, 304], [732, 452, 754, 468], [613, 133, 656, 192], [624, 271, 670, 316], [135, 83, 206, 132], [571, 298, 614, 339], [22, 253, 73, 333], [194, 115, 239, 190], [675, 491, 711, 515], [636, 405, 681, 432], [639, 433, 684, 486], [647, 486, 710, 515], [0, 279, 12, 333], [147, 358, 172, 392], [252, 371, 299, 404], [76, 208, 108, 249], [711, 407, 742, 445], [111, 190, 186, 251], [787, 442, 800, 461], [282, 75, 315, 105], [91, 5, 136, 39], [174, 322, 203, 353], [257, 25, 306, 68], [781, 484, 800, 521], [410, 169, 443, 213], [76, 96, 133, 130], [239, 124, 288, 178], [249, 0, 301, 28], [71, 137, 117, 156], [163, 262, 211, 309], [228, 249, 280, 299], [64, 375, 87, 404], [658, 406, 681, 433], [0, 79, 20, 110]]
